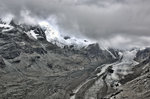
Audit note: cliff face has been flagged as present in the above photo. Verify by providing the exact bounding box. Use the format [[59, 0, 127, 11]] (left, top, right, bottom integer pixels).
[[0, 21, 116, 99], [135, 48, 150, 62]]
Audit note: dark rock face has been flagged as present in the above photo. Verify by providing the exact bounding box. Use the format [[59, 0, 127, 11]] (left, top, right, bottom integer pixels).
[[135, 48, 150, 62], [64, 36, 71, 40], [0, 42, 21, 59], [33, 48, 47, 54], [0, 21, 48, 59], [33, 26, 46, 41], [108, 48, 120, 59], [10, 20, 18, 27], [0, 56, 5, 68], [47, 63, 53, 69], [86, 43, 101, 56], [2, 50, 21, 59], [79, 43, 117, 66]]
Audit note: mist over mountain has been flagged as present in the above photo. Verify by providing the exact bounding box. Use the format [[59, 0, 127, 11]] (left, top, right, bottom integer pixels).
[[0, 0, 150, 49]]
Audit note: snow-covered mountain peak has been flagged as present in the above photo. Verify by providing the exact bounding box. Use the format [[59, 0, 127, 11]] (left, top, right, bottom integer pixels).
[[38, 21, 93, 49], [39, 21, 61, 42], [0, 19, 94, 49]]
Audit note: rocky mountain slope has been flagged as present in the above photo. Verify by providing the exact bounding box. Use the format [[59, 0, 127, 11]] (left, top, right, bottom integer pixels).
[[0, 20, 118, 99], [0, 20, 150, 99]]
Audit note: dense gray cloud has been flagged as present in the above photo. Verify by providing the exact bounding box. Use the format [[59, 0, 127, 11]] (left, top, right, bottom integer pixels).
[[0, 0, 150, 49]]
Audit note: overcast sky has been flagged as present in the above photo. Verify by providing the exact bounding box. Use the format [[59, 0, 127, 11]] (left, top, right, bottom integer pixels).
[[0, 0, 150, 49]]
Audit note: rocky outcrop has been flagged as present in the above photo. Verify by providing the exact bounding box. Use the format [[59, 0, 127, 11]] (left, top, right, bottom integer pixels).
[[0, 56, 5, 68], [135, 48, 150, 62]]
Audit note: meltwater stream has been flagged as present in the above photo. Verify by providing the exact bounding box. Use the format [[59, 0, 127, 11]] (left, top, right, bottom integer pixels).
[[70, 49, 139, 99]]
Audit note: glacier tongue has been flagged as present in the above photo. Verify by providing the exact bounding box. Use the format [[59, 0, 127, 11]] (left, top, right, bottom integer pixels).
[[70, 49, 139, 99], [109, 49, 139, 81]]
